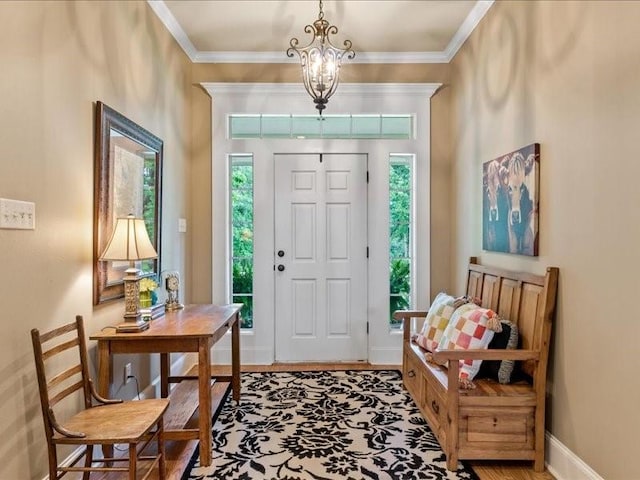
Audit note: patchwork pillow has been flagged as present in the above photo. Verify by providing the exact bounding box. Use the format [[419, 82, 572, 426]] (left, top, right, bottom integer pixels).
[[477, 318, 519, 384], [437, 303, 498, 383], [414, 292, 456, 352]]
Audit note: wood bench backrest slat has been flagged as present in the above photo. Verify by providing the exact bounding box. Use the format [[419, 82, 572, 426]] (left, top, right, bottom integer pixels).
[[466, 257, 558, 379]]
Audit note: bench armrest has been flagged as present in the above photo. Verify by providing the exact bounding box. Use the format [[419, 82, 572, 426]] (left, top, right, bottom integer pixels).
[[394, 310, 429, 343], [432, 348, 540, 362], [392, 310, 428, 320]]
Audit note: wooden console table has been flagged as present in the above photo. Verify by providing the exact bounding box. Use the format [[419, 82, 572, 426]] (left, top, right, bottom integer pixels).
[[90, 303, 242, 467]]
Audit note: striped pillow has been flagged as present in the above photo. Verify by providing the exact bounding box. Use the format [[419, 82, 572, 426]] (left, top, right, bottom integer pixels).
[[477, 317, 519, 384]]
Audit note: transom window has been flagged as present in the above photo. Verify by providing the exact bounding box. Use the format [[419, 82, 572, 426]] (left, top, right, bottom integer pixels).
[[228, 114, 414, 139]]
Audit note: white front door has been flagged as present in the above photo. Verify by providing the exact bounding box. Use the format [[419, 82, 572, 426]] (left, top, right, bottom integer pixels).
[[274, 153, 368, 362]]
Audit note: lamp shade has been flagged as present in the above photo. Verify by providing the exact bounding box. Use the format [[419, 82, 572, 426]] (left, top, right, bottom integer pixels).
[[99, 215, 157, 261]]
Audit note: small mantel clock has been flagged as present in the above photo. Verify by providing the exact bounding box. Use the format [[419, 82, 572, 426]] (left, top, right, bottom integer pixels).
[[164, 271, 184, 311]]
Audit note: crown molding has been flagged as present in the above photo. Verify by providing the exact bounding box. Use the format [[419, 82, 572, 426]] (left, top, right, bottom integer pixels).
[[201, 83, 442, 99], [193, 51, 450, 64], [147, 0, 197, 60], [194, 51, 293, 64], [443, 0, 495, 61], [149, 0, 494, 65]]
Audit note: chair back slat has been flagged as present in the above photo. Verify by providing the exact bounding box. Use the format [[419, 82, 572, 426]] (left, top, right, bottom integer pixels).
[[38, 321, 77, 343], [42, 338, 80, 361], [48, 364, 82, 391], [49, 380, 84, 407]]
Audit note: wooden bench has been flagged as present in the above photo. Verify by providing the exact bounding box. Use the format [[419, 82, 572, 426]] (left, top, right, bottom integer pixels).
[[394, 257, 559, 472]]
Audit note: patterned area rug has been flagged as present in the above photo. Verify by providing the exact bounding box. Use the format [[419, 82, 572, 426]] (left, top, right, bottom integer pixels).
[[183, 370, 479, 480]]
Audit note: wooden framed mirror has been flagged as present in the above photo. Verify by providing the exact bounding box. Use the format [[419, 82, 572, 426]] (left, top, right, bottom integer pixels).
[[93, 101, 163, 305]]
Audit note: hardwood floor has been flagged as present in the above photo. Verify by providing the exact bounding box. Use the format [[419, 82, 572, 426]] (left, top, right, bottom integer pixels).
[[469, 462, 555, 480], [69, 362, 555, 479]]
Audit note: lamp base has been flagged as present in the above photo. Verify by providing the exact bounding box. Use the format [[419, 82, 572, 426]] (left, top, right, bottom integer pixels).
[[116, 319, 150, 333]]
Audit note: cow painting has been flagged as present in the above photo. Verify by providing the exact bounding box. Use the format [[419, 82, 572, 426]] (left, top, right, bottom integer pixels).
[[482, 144, 539, 256], [482, 158, 510, 253]]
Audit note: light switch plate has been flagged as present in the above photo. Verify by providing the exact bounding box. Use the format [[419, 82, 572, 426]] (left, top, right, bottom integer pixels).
[[0, 198, 35, 230], [178, 218, 187, 233]]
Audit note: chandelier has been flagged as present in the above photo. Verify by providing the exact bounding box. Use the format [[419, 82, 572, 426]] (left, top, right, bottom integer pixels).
[[287, 0, 355, 115]]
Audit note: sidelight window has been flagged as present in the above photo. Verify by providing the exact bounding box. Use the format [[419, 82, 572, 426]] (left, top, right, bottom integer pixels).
[[230, 154, 254, 329], [389, 154, 414, 329]]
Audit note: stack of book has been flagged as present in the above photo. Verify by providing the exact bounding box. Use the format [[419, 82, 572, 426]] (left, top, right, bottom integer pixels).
[[140, 303, 166, 321]]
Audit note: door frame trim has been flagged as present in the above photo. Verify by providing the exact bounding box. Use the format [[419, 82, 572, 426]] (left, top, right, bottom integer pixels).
[[202, 82, 440, 365]]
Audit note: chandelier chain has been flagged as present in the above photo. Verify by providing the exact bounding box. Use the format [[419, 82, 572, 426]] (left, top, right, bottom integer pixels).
[[318, 0, 324, 20]]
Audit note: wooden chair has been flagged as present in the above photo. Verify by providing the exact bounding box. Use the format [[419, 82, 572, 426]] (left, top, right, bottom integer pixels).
[[31, 315, 169, 479]]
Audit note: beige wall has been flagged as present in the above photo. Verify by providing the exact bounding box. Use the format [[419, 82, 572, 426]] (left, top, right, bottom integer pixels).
[[0, 2, 191, 478], [449, 1, 640, 478]]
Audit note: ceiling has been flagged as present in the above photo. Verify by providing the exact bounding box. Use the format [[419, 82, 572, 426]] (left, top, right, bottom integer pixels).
[[148, 0, 494, 63]]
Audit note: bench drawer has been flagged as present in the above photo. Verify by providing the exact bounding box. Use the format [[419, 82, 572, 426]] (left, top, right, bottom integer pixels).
[[460, 406, 535, 450], [424, 375, 447, 444], [403, 350, 424, 408]]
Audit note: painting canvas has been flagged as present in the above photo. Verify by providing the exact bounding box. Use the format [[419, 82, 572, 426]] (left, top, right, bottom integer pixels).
[[482, 143, 539, 256]]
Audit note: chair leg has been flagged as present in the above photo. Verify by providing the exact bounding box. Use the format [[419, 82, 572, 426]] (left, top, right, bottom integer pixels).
[[83, 445, 94, 480], [158, 419, 166, 480], [102, 444, 114, 465], [48, 445, 58, 480], [129, 443, 137, 479]]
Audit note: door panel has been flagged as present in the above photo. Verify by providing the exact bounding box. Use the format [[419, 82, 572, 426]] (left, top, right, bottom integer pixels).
[[293, 203, 316, 260], [293, 279, 315, 336], [275, 153, 367, 361]]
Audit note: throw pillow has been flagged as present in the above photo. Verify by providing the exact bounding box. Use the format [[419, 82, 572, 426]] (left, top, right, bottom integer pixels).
[[477, 317, 519, 384], [414, 292, 456, 352], [437, 303, 498, 383]]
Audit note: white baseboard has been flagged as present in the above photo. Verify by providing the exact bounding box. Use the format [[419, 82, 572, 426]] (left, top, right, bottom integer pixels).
[[41, 447, 86, 480], [211, 346, 273, 365], [546, 432, 603, 480], [368, 347, 402, 365]]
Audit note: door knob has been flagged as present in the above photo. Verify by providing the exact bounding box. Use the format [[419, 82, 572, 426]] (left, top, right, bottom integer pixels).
[[277, 265, 285, 272], [277, 250, 285, 257]]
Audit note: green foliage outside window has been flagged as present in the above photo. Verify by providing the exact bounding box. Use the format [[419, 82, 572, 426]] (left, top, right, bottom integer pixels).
[[232, 259, 253, 329], [389, 160, 412, 328], [390, 259, 410, 323], [231, 160, 254, 329]]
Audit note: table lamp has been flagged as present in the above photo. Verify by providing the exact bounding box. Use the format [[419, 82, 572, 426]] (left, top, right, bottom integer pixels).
[[99, 214, 158, 333]]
